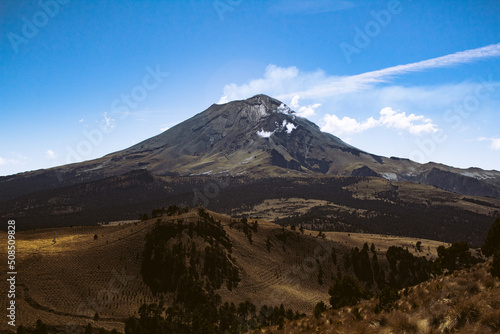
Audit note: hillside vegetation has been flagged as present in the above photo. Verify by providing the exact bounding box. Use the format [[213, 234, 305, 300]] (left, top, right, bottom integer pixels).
[[1, 207, 459, 333], [264, 261, 500, 334]]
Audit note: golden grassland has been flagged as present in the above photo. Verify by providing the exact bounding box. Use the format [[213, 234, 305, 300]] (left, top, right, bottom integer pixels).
[[0, 209, 462, 333]]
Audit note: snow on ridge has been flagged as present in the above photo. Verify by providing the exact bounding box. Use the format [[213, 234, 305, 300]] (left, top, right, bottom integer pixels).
[[280, 120, 297, 134], [276, 103, 293, 114], [381, 172, 398, 181], [257, 119, 297, 138], [461, 172, 495, 180], [285, 122, 297, 134], [257, 129, 274, 138], [256, 104, 267, 117]]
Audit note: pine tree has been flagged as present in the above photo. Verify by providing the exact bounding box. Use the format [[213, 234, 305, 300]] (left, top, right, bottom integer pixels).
[[483, 217, 500, 257]]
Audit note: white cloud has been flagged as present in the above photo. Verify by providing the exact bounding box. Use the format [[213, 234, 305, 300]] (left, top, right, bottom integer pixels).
[[0, 157, 20, 166], [283, 43, 500, 100], [220, 64, 301, 103], [322, 114, 378, 135], [219, 43, 500, 102], [378, 107, 438, 135], [219, 64, 326, 103], [322, 107, 438, 135], [492, 138, 500, 150], [218, 96, 229, 104], [79, 118, 84, 123], [103, 112, 115, 131], [160, 126, 170, 132], [478, 137, 500, 150], [46, 150, 57, 159], [290, 95, 321, 118]]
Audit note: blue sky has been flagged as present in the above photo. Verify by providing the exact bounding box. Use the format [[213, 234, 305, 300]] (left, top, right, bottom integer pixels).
[[1, 0, 499, 176]]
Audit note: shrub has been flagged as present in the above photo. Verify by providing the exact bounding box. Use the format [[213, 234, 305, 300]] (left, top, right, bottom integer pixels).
[[395, 313, 418, 333], [455, 303, 482, 329], [482, 217, 500, 257], [16, 325, 27, 334], [328, 275, 369, 309], [352, 307, 363, 321], [491, 249, 500, 278], [313, 301, 327, 319], [374, 286, 400, 313], [481, 310, 500, 332], [34, 320, 48, 334]]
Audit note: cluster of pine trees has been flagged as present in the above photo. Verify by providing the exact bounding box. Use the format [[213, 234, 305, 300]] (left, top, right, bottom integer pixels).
[[139, 205, 190, 221], [129, 207, 304, 333], [324, 239, 484, 315], [141, 208, 240, 294]]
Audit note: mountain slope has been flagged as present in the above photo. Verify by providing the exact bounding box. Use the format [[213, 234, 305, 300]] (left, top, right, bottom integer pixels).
[[103, 94, 377, 176], [1, 94, 499, 203]]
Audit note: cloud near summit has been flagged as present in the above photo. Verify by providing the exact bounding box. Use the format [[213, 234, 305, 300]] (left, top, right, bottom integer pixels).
[[219, 44, 500, 104], [322, 107, 438, 135]]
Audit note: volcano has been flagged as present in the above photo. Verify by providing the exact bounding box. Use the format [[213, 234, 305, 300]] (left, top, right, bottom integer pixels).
[[1, 94, 500, 237]]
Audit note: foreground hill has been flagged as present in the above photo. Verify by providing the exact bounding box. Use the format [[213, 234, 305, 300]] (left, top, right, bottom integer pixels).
[[265, 261, 500, 334], [0, 208, 451, 333]]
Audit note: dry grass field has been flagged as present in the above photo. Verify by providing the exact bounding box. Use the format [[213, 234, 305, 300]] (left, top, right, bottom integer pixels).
[[0, 209, 462, 333]]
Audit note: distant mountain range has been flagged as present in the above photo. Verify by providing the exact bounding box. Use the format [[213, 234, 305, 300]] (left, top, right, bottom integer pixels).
[[1, 94, 499, 241]]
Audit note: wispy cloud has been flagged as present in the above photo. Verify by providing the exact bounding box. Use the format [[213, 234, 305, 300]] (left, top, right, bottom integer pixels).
[[322, 107, 438, 135], [478, 137, 500, 150], [290, 95, 321, 117], [103, 112, 116, 131], [281, 43, 500, 100], [219, 43, 500, 102], [0, 156, 21, 166], [46, 150, 57, 159]]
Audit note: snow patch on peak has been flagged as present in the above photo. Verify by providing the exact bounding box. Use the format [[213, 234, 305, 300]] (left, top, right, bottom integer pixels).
[[285, 122, 297, 134], [280, 120, 297, 134], [258, 119, 297, 138], [257, 129, 274, 138], [461, 172, 495, 180], [257, 104, 267, 117], [381, 172, 398, 181], [276, 103, 293, 114]]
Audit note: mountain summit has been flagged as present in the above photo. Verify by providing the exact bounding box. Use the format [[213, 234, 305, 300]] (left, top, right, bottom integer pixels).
[[108, 94, 374, 177]]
